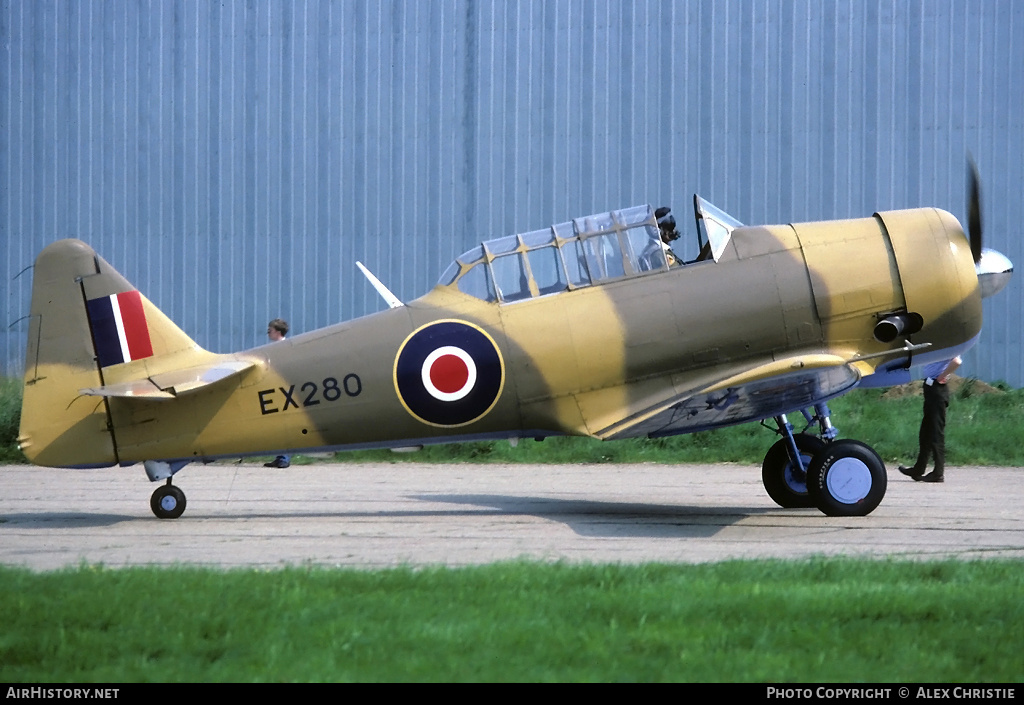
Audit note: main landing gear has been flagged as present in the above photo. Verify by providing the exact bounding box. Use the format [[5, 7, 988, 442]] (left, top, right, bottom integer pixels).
[[760, 404, 887, 516]]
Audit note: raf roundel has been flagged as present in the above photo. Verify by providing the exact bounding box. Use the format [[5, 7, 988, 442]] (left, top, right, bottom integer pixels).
[[394, 320, 505, 427]]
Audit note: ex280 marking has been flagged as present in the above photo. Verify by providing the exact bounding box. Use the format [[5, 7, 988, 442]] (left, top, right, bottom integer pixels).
[[258, 375, 362, 415]]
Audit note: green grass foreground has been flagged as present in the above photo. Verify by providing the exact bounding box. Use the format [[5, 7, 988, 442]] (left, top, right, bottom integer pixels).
[[1, 559, 1021, 683]]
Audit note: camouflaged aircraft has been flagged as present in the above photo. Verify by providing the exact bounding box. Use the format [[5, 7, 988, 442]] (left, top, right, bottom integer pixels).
[[18, 167, 1012, 519]]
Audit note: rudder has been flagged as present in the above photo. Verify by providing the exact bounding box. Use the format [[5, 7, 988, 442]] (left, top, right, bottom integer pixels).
[[19, 239, 203, 467]]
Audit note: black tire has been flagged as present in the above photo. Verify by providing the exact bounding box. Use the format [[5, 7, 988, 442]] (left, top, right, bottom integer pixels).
[[150, 484, 187, 519], [761, 434, 826, 508], [806, 439, 887, 517]]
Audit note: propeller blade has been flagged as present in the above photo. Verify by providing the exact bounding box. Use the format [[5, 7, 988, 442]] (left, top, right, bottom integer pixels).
[[968, 156, 983, 263]]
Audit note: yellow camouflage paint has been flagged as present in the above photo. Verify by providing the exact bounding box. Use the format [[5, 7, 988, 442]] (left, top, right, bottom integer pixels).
[[18, 204, 988, 468]]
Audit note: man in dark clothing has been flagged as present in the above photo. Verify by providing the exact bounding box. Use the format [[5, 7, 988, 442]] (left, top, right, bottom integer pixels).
[[264, 318, 291, 469], [899, 355, 962, 483]]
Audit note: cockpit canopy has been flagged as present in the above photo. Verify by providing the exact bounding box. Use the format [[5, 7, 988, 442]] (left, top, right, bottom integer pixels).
[[438, 199, 743, 304]]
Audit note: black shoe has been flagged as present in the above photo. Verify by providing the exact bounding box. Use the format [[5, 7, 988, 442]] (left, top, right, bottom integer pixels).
[[264, 457, 290, 468], [898, 465, 923, 479], [920, 472, 944, 483]]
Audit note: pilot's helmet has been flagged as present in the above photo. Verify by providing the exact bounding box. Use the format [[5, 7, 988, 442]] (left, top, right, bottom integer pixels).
[[655, 206, 679, 241]]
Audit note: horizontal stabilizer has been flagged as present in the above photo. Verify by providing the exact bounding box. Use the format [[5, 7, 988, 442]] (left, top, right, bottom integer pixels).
[[81, 359, 255, 399]]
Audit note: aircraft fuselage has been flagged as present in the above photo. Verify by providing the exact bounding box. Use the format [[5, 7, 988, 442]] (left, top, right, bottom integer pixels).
[[94, 207, 980, 464]]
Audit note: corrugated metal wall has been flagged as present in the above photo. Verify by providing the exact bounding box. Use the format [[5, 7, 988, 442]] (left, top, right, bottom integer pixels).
[[3, 0, 1023, 384]]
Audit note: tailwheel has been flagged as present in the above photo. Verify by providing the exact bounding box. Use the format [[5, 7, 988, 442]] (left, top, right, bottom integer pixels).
[[150, 481, 187, 519], [762, 434, 825, 508], [806, 439, 887, 517]]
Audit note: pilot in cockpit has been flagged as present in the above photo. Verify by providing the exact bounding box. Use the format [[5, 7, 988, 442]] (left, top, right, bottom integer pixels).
[[655, 206, 682, 266]]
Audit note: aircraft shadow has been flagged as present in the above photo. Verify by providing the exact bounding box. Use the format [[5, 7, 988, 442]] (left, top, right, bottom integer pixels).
[[0, 496, 787, 540], [410, 494, 779, 539], [0, 513, 135, 528]]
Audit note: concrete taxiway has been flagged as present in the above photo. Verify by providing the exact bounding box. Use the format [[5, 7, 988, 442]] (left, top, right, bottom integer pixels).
[[1, 462, 1022, 570]]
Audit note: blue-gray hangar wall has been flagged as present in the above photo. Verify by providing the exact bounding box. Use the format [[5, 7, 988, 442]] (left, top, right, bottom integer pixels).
[[2, 1, 1022, 385]]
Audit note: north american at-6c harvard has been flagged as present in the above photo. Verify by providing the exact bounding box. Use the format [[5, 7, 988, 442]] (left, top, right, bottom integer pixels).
[[18, 165, 1012, 519]]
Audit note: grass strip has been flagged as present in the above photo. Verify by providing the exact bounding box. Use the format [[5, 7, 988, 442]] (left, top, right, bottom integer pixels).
[[1, 559, 1021, 682]]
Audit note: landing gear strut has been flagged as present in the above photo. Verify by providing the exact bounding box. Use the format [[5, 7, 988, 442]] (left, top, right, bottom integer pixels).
[[760, 404, 887, 516], [144, 460, 190, 519], [761, 432, 825, 508]]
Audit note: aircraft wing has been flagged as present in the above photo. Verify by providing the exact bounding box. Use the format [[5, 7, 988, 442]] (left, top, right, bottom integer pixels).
[[80, 359, 256, 399], [596, 354, 861, 440]]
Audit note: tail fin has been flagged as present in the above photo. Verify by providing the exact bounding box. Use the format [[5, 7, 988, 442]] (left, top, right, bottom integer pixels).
[[19, 239, 206, 467]]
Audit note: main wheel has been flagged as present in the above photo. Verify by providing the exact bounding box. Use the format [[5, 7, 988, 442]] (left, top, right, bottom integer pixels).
[[762, 434, 826, 508], [806, 439, 887, 517], [150, 484, 187, 519]]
